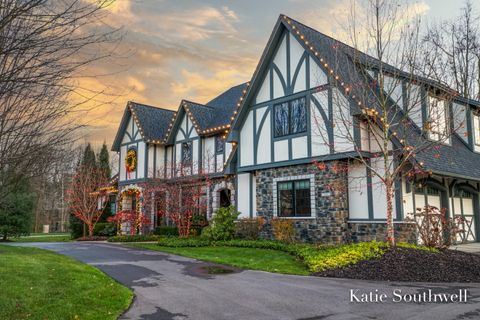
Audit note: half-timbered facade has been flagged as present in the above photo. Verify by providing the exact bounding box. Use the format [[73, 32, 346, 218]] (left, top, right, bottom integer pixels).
[[110, 14, 480, 243], [227, 15, 480, 243]]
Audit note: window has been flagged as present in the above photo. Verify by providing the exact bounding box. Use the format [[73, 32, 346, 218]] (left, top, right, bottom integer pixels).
[[215, 136, 224, 154], [277, 179, 311, 217], [181, 141, 192, 163], [474, 113, 480, 147], [427, 96, 449, 142], [274, 97, 307, 137]]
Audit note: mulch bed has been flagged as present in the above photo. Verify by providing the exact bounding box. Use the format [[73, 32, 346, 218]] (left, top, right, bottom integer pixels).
[[315, 248, 480, 282]]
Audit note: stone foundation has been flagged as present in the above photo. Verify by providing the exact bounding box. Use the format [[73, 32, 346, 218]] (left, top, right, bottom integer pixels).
[[348, 222, 417, 244], [255, 161, 350, 244]]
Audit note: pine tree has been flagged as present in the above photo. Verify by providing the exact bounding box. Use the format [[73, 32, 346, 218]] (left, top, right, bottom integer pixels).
[[97, 142, 111, 179], [81, 143, 97, 170]]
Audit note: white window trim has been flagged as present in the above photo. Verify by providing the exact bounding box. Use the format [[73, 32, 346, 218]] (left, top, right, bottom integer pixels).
[[273, 174, 316, 218]]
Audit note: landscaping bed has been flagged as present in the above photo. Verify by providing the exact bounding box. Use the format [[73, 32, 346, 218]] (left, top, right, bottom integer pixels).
[[316, 247, 480, 282], [129, 237, 480, 282], [0, 245, 133, 320]]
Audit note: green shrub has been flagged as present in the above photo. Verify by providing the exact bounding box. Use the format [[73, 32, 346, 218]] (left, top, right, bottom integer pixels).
[[153, 226, 178, 236], [93, 223, 116, 237], [235, 217, 264, 240], [201, 206, 239, 241], [69, 215, 84, 239], [108, 235, 160, 242], [158, 237, 210, 247]]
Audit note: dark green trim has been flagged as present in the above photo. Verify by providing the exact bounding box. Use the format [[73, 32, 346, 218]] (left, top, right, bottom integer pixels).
[[366, 159, 374, 220], [254, 107, 270, 164], [290, 52, 308, 94], [249, 173, 254, 218], [286, 32, 291, 90], [238, 151, 359, 172], [272, 63, 288, 95]]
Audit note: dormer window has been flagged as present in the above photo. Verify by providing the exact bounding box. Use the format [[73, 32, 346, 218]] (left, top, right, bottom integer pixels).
[[427, 95, 449, 143], [274, 97, 307, 137]]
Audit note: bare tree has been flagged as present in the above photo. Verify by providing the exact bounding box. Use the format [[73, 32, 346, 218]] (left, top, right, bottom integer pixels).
[[420, 0, 480, 100], [0, 0, 122, 206], [311, 0, 463, 245]]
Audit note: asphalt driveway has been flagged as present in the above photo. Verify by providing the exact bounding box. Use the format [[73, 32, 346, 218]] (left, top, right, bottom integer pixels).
[[11, 242, 480, 320]]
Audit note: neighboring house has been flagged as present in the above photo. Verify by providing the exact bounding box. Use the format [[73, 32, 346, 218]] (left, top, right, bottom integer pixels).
[[111, 14, 480, 243]]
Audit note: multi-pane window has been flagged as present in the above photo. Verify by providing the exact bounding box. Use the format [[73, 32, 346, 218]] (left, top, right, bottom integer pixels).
[[274, 97, 307, 137], [473, 113, 480, 147], [277, 179, 311, 217], [215, 136, 224, 154], [427, 96, 449, 142], [181, 141, 192, 163]]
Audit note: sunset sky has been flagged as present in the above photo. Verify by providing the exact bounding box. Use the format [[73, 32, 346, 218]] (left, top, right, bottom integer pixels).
[[79, 0, 477, 149]]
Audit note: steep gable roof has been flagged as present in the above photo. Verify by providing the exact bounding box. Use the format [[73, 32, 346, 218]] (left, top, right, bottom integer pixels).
[[166, 83, 249, 143], [112, 101, 176, 151], [227, 14, 480, 180]]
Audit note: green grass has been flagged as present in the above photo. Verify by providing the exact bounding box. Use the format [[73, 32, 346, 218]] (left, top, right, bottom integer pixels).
[[10, 233, 72, 242], [0, 245, 133, 320], [129, 243, 310, 275], [130, 238, 438, 275]]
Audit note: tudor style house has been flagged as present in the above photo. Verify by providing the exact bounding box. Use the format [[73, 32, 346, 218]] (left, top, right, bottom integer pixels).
[[111, 84, 247, 229], [111, 14, 480, 244]]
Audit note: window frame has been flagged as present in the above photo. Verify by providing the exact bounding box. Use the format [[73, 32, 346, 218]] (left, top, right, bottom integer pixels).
[[426, 95, 450, 143], [215, 136, 224, 155], [273, 96, 308, 138], [181, 141, 193, 164], [473, 112, 480, 147], [277, 179, 312, 218]]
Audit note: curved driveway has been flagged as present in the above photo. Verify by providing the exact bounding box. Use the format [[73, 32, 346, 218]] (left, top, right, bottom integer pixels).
[[12, 242, 480, 320]]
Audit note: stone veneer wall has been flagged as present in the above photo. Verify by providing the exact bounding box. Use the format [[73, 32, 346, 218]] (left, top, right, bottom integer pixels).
[[255, 161, 349, 244], [348, 222, 417, 244]]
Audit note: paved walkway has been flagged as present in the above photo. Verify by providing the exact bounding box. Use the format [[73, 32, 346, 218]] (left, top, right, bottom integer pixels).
[[451, 242, 480, 254], [10, 242, 480, 320]]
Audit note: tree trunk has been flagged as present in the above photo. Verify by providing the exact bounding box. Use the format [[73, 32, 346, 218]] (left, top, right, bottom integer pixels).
[[88, 224, 94, 237], [2, 233, 7, 241], [386, 181, 396, 246]]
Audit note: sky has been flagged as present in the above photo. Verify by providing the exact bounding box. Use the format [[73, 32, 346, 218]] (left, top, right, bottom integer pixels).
[[78, 0, 478, 149]]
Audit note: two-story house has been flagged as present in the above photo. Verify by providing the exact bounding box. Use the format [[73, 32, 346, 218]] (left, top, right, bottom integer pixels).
[[111, 84, 247, 230], [226, 15, 480, 243], [111, 14, 480, 243]]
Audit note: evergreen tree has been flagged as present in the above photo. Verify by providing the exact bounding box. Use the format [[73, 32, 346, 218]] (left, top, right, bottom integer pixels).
[[98, 142, 111, 179], [0, 173, 35, 241], [81, 143, 97, 170]]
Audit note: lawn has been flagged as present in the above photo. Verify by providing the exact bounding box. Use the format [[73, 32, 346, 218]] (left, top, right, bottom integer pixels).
[[0, 245, 133, 320], [129, 243, 310, 275], [10, 233, 72, 243]]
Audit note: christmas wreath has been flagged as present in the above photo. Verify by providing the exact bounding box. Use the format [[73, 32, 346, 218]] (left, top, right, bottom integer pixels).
[[125, 148, 137, 172]]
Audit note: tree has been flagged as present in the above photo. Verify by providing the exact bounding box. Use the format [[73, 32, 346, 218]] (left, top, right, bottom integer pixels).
[[98, 142, 111, 179], [311, 0, 462, 245], [0, 0, 121, 212], [82, 143, 97, 170], [67, 165, 108, 237], [142, 162, 210, 237], [421, 0, 480, 100], [0, 173, 35, 241]]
